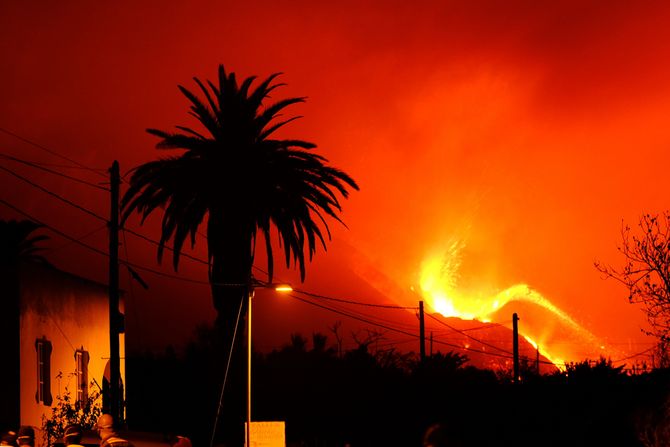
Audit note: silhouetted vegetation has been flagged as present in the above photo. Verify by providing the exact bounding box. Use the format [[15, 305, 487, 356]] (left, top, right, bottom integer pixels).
[[121, 66, 358, 443], [596, 212, 670, 364], [126, 328, 670, 447], [121, 65, 358, 442], [121, 64, 358, 332], [0, 219, 49, 428], [0, 219, 49, 266]]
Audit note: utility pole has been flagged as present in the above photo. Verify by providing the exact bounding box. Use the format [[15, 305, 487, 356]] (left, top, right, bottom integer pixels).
[[108, 160, 121, 426], [430, 331, 433, 357], [512, 312, 519, 384], [419, 301, 426, 363], [536, 346, 540, 375]]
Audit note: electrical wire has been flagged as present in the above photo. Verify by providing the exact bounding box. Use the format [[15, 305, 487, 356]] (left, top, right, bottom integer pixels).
[[0, 127, 108, 176], [289, 293, 419, 339], [0, 197, 211, 286], [2, 162, 655, 370], [210, 295, 245, 447], [0, 152, 109, 191], [0, 164, 205, 283], [290, 293, 523, 361], [460, 321, 509, 332], [294, 288, 418, 310], [1, 162, 212, 269], [48, 314, 77, 353], [430, 338, 515, 360], [290, 292, 577, 367], [610, 347, 655, 364], [0, 164, 108, 221], [294, 291, 423, 333], [426, 312, 513, 355], [49, 224, 107, 253], [376, 337, 419, 349], [122, 225, 211, 267]]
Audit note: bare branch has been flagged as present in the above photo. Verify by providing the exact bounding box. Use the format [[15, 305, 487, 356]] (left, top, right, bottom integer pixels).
[[598, 212, 670, 345]]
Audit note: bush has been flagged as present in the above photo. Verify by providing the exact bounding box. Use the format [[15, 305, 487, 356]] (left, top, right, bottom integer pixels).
[[41, 379, 102, 446]]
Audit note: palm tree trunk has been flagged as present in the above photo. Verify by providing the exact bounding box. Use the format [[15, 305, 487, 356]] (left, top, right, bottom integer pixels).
[[207, 213, 254, 335], [207, 212, 254, 445]]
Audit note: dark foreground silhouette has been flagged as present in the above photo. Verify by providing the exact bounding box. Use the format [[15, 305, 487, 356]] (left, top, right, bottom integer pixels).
[[127, 329, 669, 447]]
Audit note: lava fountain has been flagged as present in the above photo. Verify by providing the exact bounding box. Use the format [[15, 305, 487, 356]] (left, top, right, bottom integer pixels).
[[419, 240, 606, 367]]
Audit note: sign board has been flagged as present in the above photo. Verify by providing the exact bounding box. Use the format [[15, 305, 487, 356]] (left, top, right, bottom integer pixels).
[[245, 421, 286, 447]]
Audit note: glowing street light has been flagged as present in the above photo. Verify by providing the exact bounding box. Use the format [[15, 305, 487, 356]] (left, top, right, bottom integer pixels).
[[246, 280, 292, 447]]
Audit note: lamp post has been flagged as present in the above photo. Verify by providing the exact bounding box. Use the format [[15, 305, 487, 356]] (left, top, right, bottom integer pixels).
[[246, 280, 292, 447]]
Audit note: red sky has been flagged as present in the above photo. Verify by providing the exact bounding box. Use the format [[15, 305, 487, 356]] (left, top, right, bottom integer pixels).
[[2, 1, 670, 363]]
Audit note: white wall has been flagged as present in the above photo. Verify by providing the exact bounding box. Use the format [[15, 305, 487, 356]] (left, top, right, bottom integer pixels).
[[19, 263, 125, 443]]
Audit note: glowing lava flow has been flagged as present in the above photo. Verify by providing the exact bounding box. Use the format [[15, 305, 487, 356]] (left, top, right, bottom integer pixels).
[[419, 246, 602, 367], [523, 335, 565, 371]]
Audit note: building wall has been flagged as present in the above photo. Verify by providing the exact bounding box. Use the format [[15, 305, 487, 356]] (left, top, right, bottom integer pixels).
[[19, 263, 125, 441]]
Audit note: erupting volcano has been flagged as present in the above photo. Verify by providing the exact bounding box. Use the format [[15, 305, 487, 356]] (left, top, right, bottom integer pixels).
[[418, 239, 611, 368]]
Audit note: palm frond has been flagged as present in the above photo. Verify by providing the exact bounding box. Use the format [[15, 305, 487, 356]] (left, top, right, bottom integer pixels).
[[193, 77, 219, 119], [177, 85, 220, 138], [258, 116, 303, 141], [0, 219, 50, 265], [174, 126, 208, 141], [239, 75, 258, 99], [259, 221, 274, 281], [123, 65, 358, 285], [256, 97, 306, 131], [248, 72, 283, 109]]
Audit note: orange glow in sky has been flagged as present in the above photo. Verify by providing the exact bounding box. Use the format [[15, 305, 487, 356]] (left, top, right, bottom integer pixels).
[[1, 1, 669, 361]]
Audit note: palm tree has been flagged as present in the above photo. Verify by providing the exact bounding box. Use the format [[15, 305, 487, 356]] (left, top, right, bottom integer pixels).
[[0, 219, 49, 266], [121, 65, 358, 339], [0, 219, 49, 427]]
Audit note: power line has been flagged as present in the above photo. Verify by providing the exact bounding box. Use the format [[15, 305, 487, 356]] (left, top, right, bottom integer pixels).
[[1, 162, 212, 269], [293, 286, 425, 332], [289, 293, 530, 362], [291, 294, 508, 360], [295, 289, 418, 310], [0, 133, 642, 370], [122, 225, 211, 267], [48, 313, 77, 353], [0, 152, 109, 191], [0, 192, 592, 370], [0, 164, 108, 221], [0, 169, 342, 293], [292, 289, 423, 334], [291, 293, 568, 365], [319, 298, 422, 333], [0, 127, 108, 176], [430, 338, 515, 360], [0, 197, 211, 286], [50, 224, 108, 253], [0, 199, 110, 260], [610, 347, 655, 365], [460, 321, 509, 332], [0, 165, 195, 282], [426, 312, 513, 355], [128, 258, 209, 285], [376, 337, 419, 349], [289, 293, 420, 339], [0, 164, 627, 369]]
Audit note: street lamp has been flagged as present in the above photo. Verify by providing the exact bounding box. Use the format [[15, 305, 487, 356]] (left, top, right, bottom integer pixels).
[[246, 280, 292, 447]]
